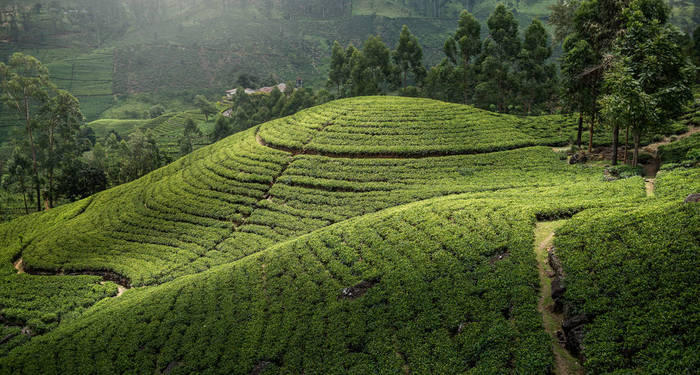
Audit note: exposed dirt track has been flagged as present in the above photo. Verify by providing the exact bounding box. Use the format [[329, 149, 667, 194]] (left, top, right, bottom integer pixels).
[[645, 179, 655, 197], [13, 258, 24, 274], [13, 257, 129, 298], [534, 221, 584, 375]]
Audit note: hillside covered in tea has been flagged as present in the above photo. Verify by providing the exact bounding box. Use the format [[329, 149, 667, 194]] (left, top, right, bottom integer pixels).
[[0, 96, 697, 374]]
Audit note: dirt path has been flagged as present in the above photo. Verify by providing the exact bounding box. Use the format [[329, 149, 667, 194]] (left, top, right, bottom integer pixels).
[[534, 221, 584, 375], [13, 258, 24, 274], [645, 179, 655, 197], [13, 257, 128, 297], [100, 281, 127, 297]]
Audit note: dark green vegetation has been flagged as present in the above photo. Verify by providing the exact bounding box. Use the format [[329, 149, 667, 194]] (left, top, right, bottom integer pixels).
[[0, 95, 696, 373], [1, 0, 697, 222], [0, 1, 698, 373], [554, 168, 700, 374], [659, 133, 700, 164], [2, 199, 556, 374]]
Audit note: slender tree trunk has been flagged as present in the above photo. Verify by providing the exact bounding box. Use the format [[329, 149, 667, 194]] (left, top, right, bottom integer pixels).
[[632, 130, 641, 167], [49, 123, 55, 208], [624, 124, 630, 164], [18, 175, 28, 214], [403, 70, 407, 89], [463, 60, 469, 105], [588, 110, 595, 153], [22, 93, 41, 212], [611, 124, 619, 165], [576, 111, 583, 148]]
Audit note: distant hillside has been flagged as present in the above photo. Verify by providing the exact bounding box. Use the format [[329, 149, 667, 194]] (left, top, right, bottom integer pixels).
[[0, 0, 694, 128]]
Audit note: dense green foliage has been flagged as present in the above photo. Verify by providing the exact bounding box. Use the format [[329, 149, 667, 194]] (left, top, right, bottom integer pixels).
[[658, 133, 700, 164], [0, 93, 634, 288], [0, 86, 696, 373], [259, 96, 607, 156], [554, 174, 700, 373], [0, 198, 558, 374]]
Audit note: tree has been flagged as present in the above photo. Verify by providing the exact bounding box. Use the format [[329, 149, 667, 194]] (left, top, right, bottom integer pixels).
[[519, 19, 556, 113], [56, 159, 107, 202], [184, 118, 202, 138], [444, 10, 481, 103], [571, 0, 632, 152], [348, 48, 374, 96], [608, 0, 694, 166], [342, 44, 360, 95], [425, 59, 463, 103], [211, 116, 232, 142], [195, 95, 217, 122], [282, 88, 315, 116], [328, 41, 347, 93], [0, 53, 53, 212], [237, 73, 259, 89], [600, 61, 656, 165], [548, 0, 581, 43], [560, 36, 597, 148], [393, 25, 425, 89], [5, 147, 32, 214], [473, 5, 521, 112], [118, 129, 162, 182], [487, 4, 522, 58], [362, 35, 393, 94], [148, 104, 165, 119], [39, 90, 84, 207], [178, 135, 193, 156]]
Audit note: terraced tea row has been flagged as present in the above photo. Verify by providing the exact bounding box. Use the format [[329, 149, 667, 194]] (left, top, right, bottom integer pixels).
[[88, 110, 209, 157], [554, 190, 699, 374], [0, 96, 696, 374], [1, 96, 650, 288], [0, 198, 554, 374], [258, 96, 583, 157]]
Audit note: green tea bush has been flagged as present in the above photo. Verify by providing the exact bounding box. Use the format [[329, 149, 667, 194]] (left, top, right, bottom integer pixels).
[[658, 133, 700, 164], [555, 202, 700, 374], [0, 96, 675, 367], [0, 198, 553, 374]]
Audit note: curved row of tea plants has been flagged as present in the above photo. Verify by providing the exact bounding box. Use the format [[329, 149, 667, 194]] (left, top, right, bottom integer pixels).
[[0, 98, 694, 373], [0, 200, 120, 351], [2, 110, 645, 289], [554, 196, 699, 374], [258, 96, 601, 156], [0, 197, 555, 374]]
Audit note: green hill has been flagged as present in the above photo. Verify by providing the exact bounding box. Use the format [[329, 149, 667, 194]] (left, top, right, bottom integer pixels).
[[0, 96, 698, 373]]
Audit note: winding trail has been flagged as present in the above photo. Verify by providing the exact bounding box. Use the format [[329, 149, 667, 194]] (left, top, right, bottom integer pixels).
[[534, 221, 583, 375], [645, 179, 655, 197], [12, 257, 129, 298], [100, 281, 127, 297], [13, 258, 24, 274]]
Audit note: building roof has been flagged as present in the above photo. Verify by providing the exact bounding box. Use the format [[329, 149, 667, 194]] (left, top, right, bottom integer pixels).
[[226, 83, 287, 97]]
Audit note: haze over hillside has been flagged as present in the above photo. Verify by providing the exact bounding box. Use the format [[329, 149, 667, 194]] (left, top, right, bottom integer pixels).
[[0, 0, 695, 121]]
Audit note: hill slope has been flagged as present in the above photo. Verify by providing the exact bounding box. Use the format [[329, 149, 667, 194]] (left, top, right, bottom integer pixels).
[[0, 96, 697, 373]]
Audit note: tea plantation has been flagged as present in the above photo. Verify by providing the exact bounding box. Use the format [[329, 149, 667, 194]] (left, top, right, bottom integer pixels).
[[0, 96, 697, 374]]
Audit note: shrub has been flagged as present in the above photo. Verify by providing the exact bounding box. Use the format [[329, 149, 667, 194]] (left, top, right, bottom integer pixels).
[[148, 104, 166, 119]]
